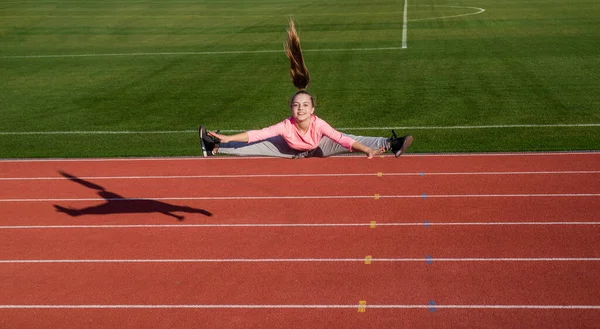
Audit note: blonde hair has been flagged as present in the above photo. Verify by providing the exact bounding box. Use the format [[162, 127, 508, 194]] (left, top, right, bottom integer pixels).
[[284, 18, 310, 91]]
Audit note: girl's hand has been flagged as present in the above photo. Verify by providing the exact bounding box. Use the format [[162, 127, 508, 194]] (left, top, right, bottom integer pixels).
[[365, 147, 385, 159], [208, 131, 229, 143]]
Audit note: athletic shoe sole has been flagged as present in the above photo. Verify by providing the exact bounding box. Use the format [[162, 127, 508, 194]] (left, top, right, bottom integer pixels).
[[199, 126, 208, 157]]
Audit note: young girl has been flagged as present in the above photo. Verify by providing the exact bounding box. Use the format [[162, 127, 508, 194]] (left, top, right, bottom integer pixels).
[[199, 19, 413, 159]]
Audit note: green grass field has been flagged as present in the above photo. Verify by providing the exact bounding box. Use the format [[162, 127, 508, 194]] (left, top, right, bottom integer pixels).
[[1, 0, 599, 158]]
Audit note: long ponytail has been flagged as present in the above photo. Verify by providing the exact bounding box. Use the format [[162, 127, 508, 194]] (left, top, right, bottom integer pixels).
[[284, 18, 310, 91]]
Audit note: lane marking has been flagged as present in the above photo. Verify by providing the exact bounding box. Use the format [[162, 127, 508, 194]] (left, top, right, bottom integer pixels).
[[358, 300, 367, 312], [0, 304, 598, 310], [1, 194, 599, 203], [1, 124, 599, 135], [2, 222, 600, 230], [2, 170, 599, 181], [428, 300, 437, 312], [2, 258, 599, 264]]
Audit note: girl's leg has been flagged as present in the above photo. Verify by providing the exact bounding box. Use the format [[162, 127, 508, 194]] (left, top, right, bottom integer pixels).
[[311, 134, 389, 157], [216, 136, 299, 158]]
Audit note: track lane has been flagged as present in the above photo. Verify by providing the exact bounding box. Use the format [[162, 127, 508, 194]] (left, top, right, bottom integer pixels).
[[1, 172, 598, 199], [2, 308, 598, 329], [1, 262, 599, 305], [1, 226, 599, 260], [0, 197, 598, 227]]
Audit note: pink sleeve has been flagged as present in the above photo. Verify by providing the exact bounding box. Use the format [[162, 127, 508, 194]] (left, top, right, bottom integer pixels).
[[246, 121, 287, 143], [317, 119, 356, 151]]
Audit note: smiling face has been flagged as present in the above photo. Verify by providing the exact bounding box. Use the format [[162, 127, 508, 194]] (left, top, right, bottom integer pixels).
[[290, 92, 315, 123]]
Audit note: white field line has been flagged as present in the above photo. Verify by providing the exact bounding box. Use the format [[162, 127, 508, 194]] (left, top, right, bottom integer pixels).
[[402, 0, 408, 49], [1, 222, 600, 230], [0, 304, 598, 310], [1, 47, 408, 59], [0, 5, 486, 61], [1, 194, 600, 203], [0, 152, 598, 163], [2, 124, 599, 135], [408, 5, 486, 22], [2, 170, 599, 181], [2, 257, 600, 264]]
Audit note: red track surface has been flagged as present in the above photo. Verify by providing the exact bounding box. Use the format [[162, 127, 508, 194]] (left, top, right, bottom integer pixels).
[[1, 153, 599, 328]]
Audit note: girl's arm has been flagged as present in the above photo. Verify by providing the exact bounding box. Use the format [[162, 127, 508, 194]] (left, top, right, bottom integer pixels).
[[317, 118, 383, 158], [351, 141, 385, 159], [208, 131, 249, 143], [209, 121, 287, 144]]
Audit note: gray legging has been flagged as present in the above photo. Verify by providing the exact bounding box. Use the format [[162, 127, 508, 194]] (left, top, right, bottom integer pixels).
[[216, 134, 389, 159]]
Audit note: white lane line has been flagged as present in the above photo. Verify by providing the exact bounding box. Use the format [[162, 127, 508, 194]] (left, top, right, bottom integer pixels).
[[402, 0, 408, 49], [0, 304, 598, 310], [1, 258, 600, 264], [2, 170, 599, 181], [2, 222, 600, 230], [1, 123, 599, 135], [422, 194, 600, 198], [1, 194, 599, 203]]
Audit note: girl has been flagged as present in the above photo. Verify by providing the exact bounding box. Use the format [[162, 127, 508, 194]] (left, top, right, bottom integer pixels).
[[199, 19, 413, 159]]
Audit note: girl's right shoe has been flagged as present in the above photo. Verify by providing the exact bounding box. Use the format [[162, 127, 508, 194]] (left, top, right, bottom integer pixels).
[[390, 130, 413, 157]]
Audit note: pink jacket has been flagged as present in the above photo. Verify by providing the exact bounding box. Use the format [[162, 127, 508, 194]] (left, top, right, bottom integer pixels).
[[247, 115, 356, 151]]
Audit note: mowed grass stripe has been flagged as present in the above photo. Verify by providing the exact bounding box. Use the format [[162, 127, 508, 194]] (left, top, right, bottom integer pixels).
[[1, 0, 599, 157]]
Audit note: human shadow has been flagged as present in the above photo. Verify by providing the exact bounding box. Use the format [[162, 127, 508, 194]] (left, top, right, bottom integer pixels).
[[53, 171, 212, 221]]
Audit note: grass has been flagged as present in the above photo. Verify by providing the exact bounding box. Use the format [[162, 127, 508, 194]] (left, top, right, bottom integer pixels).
[[1, 0, 599, 158]]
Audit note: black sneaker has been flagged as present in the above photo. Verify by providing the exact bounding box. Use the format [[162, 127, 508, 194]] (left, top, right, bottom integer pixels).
[[199, 126, 219, 157], [390, 130, 413, 158]]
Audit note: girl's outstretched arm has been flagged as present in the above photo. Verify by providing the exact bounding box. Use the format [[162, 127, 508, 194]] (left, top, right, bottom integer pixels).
[[208, 131, 249, 143], [351, 142, 385, 159]]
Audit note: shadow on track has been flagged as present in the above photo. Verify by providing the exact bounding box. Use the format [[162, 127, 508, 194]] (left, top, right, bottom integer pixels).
[[53, 171, 212, 221]]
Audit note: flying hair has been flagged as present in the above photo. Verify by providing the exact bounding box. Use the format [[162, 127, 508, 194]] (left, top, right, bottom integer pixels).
[[284, 18, 310, 90]]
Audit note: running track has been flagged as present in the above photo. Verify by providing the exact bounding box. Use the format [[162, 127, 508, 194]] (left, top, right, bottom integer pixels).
[[0, 153, 599, 328]]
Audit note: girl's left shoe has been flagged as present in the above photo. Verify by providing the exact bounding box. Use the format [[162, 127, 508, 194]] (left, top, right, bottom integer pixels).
[[199, 126, 217, 157]]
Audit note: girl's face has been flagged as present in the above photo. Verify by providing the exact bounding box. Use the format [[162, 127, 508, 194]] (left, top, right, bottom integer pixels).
[[290, 93, 315, 122]]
